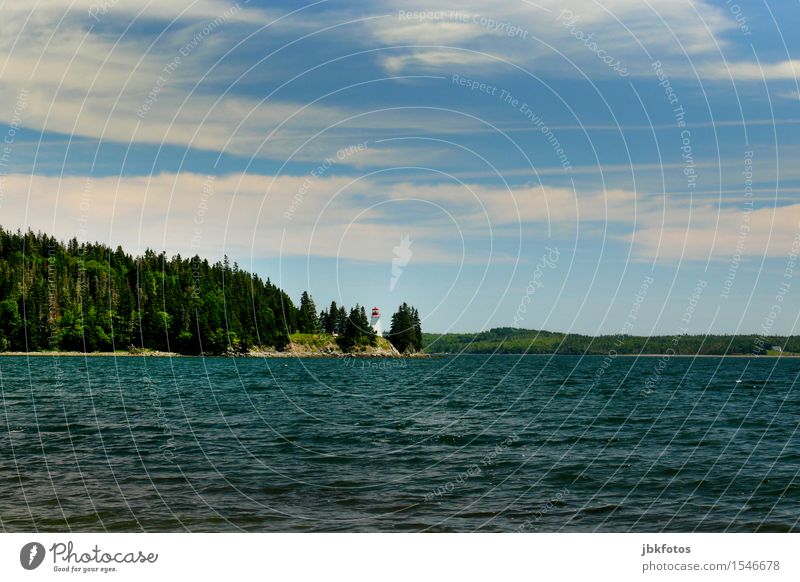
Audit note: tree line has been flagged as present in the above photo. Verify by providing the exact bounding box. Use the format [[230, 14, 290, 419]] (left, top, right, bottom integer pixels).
[[423, 327, 800, 356], [0, 227, 423, 355]]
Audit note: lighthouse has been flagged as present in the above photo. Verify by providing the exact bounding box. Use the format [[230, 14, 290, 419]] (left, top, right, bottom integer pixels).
[[370, 307, 382, 336]]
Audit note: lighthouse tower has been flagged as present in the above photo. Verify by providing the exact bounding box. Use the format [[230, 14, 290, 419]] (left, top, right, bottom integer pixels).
[[370, 307, 382, 336]]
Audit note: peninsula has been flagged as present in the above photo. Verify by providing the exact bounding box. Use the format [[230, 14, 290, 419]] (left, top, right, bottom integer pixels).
[[0, 227, 423, 357]]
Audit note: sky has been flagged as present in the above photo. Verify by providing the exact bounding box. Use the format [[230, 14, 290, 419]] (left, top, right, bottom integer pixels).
[[1, 0, 799, 335]]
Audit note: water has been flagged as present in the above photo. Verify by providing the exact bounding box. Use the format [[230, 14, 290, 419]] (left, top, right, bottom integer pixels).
[[1, 354, 798, 532]]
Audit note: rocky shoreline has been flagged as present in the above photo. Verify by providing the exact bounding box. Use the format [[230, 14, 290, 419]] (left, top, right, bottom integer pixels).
[[0, 343, 428, 359]]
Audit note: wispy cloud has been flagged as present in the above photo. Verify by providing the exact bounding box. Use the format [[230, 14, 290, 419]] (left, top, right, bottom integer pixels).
[[0, 172, 473, 263], [365, 0, 739, 77], [702, 59, 800, 81], [2, 167, 798, 269]]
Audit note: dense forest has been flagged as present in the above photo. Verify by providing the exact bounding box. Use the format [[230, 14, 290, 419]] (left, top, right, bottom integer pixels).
[[423, 327, 800, 356], [0, 227, 418, 355]]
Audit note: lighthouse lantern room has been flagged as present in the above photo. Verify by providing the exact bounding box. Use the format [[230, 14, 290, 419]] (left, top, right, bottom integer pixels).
[[370, 307, 382, 336]]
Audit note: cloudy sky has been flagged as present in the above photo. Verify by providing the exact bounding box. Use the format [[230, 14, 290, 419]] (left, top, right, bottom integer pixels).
[[1, 0, 799, 335]]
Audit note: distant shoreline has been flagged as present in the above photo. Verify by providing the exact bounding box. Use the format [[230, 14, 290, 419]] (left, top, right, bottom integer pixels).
[[432, 353, 799, 358], [429, 352, 799, 358], [423, 328, 800, 358], [0, 351, 795, 358]]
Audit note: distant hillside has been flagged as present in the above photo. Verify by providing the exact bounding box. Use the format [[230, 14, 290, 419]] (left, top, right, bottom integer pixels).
[[423, 327, 800, 356]]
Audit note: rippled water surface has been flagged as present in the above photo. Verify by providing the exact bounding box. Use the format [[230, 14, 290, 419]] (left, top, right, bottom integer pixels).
[[1, 355, 798, 532]]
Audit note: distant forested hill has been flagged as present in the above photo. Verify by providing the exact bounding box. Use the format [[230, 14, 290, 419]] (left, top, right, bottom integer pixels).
[[0, 227, 299, 353], [423, 327, 800, 356]]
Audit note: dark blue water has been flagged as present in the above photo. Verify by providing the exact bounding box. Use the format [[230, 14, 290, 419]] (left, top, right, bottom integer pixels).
[[1, 354, 798, 532]]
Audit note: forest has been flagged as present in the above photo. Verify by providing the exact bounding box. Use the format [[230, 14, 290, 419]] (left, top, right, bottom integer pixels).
[[423, 327, 800, 356], [3, 227, 795, 358], [0, 227, 422, 355]]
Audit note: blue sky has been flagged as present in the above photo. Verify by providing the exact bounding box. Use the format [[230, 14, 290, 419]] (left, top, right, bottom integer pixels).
[[1, 0, 799, 335]]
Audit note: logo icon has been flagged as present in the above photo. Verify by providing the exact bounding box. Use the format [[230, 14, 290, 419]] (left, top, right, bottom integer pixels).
[[390, 234, 413, 291], [20, 542, 46, 570]]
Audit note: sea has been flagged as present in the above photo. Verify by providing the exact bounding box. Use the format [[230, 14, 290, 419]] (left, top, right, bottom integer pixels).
[[1, 354, 798, 532]]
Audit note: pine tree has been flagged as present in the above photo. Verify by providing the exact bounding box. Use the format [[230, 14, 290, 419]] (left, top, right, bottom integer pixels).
[[296, 291, 320, 333], [325, 300, 339, 334], [340, 304, 376, 349], [336, 306, 348, 336], [412, 307, 423, 351], [387, 303, 423, 353]]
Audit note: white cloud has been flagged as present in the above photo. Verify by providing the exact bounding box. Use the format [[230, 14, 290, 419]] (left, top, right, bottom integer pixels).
[[633, 202, 800, 261], [2, 170, 797, 265], [0, 1, 489, 163], [367, 0, 738, 77], [0, 172, 471, 264], [381, 49, 496, 74], [703, 60, 800, 81], [0, 0, 792, 172], [0, 0, 363, 160]]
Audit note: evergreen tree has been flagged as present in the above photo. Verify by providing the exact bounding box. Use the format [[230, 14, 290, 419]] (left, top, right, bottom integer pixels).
[[411, 307, 423, 351], [336, 306, 348, 336], [296, 291, 320, 333], [386, 303, 423, 353], [340, 304, 376, 349], [325, 300, 339, 334]]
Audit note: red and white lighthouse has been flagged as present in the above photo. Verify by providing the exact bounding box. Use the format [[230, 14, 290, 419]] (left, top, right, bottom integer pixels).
[[370, 307, 382, 336]]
